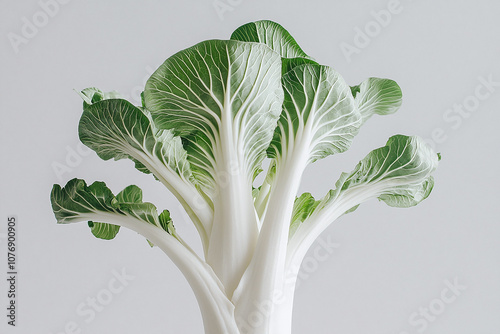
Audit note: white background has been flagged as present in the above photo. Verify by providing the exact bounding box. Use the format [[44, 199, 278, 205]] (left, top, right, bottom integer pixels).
[[1, 0, 499, 333]]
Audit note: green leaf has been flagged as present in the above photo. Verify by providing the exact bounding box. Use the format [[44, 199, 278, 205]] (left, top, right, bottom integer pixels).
[[76, 87, 123, 105], [144, 39, 283, 198], [88, 221, 120, 240], [51, 179, 122, 240], [116, 202, 160, 226], [231, 20, 312, 59], [350, 78, 402, 123], [253, 160, 277, 218], [51, 179, 173, 240], [378, 177, 434, 207], [146, 210, 175, 247], [114, 185, 143, 204], [158, 209, 175, 234], [281, 57, 318, 75], [324, 135, 440, 210], [288, 135, 439, 245], [268, 64, 361, 164], [51, 179, 117, 224], [78, 97, 193, 183], [110, 185, 159, 225], [344, 204, 360, 214], [230, 20, 317, 74], [77, 90, 213, 243], [290, 193, 319, 237]]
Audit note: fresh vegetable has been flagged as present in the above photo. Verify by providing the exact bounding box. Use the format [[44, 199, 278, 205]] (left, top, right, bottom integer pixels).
[[51, 20, 439, 334]]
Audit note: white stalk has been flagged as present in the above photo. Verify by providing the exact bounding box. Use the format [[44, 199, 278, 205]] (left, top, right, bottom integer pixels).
[[286, 183, 386, 275], [207, 170, 258, 297], [82, 212, 239, 334], [266, 185, 391, 334], [268, 266, 299, 334], [206, 82, 259, 298], [233, 144, 309, 334], [130, 149, 213, 255], [254, 178, 272, 223]]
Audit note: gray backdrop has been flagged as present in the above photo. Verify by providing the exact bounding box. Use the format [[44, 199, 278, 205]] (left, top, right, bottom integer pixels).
[[1, 0, 499, 333]]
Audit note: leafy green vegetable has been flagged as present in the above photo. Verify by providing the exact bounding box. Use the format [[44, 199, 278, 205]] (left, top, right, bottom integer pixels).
[[144, 39, 285, 294], [51, 20, 440, 334]]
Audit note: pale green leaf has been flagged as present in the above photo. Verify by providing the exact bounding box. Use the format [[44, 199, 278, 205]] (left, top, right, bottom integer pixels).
[[230, 20, 313, 59], [268, 64, 361, 164], [289, 193, 319, 237], [230, 20, 317, 74], [78, 96, 192, 182], [144, 39, 283, 198], [88, 221, 120, 240], [288, 135, 439, 249], [350, 78, 402, 123], [322, 135, 439, 211]]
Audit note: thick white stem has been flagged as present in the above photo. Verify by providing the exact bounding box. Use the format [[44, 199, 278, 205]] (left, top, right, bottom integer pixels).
[[269, 268, 298, 334], [82, 212, 239, 334], [233, 156, 307, 334], [286, 184, 385, 275], [134, 150, 213, 254], [207, 173, 258, 297], [206, 89, 259, 298]]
